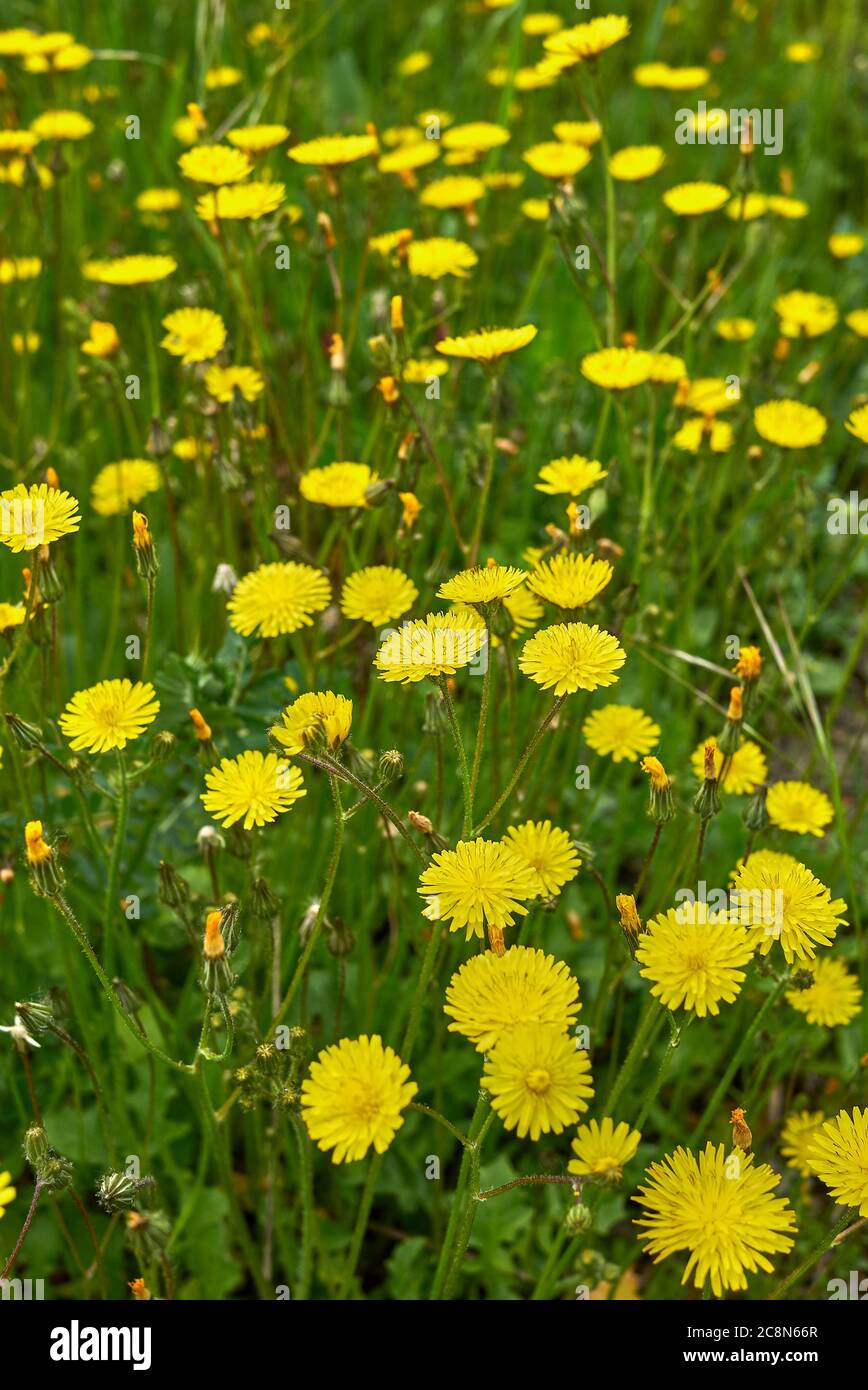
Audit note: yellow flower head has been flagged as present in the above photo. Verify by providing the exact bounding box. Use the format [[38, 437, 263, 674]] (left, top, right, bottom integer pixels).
[[82, 255, 177, 285], [418, 838, 539, 942], [442, 122, 510, 154], [420, 175, 486, 209], [519, 622, 626, 696], [633, 1143, 797, 1296], [766, 780, 833, 837], [569, 1117, 641, 1182], [673, 418, 734, 453], [715, 316, 756, 341], [774, 290, 838, 338], [436, 324, 537, 362], [406, 237, 478, 279], [374, 612, 486, 683], [300, 462, 377, 509], [59, 679, 160, 754], [662, 182, 730, 216], [289, 133, 378, 167], [0, 603, 26, 632], [543, 14, 630, 63], [91, 460, 160, 517], [81, 320, 120, 357], [24, 820, 52, 865], [341, 565, 418, 626], [438, 565, 526, 606], [271, 691, 353, 756], [536, 455, 608, 497], [829, 233, 864, 259], [444, 945, 580, 1053], [690, 736, 767, 795], [553, 120, 602, 147], [732, 644, 762, 681], [378, 141, 439, 174], [178, 144, 252, 184], [30, 109, 94, 141], [754, 399, 827, 448], [196, 182, 286, 221], [523, 142, 591, 180], [641, 755, 670, 791], [786, 957, 862, 1028], [581, 347, 652, 390], [583, 705, 661, 762], [204, 364, 265, 403], [227, 562, 331, 638], [0, 130, 39, 156], [160, 308, 227, 365], [681, 378, 737, 414], [0, 257, 42, 284], [731, 856, 847, 964], [608, 145, 666, 181], [484, 1022, 594, 1140], [527, 551, 613, 609], [502, 820, 581, 897], [807, 1108, 868, 1216], [845, 308, 868, 337], [226, 124, 290, 154], [201, 749, 305, 829], [135, 188, 183, 213], [634, 63, 709, 90], [205, 65, 242, 90], [301, 1035, 417, 1164], [845, 403, 868, 443], [0, 482, 80, 552], [780, 1110, 826, 1177], [637, 905, 754, 1017]]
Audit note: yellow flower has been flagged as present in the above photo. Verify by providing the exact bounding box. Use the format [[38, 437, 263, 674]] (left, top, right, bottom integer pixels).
[[502, 820, 580, 897], [608, 146, 665, 181], [845, 403, 868, 443], [402, 357, 449, 382], [681, 378, 737, 414], [226, 124, 290, 153], [0, 130, 39, 155], [0, 603, 26, 631], [407, 237, 478, 279], [690, 736, 767, 795], [438, 565, 526, 606], [0, 256, 41, 284], [419, 175, 486, 209], [30, 109, 94, 141], [633, 62, 709, 89], [829, 233, 864, 259], [527, 552, 613, 610], [845, 308, 868, 337], [522, 12, 563, 37], [581, 347, 652, 390], [774, 290, 838, 338], [637, 906, 754, 1017], [780, 1110, 826, 1177], [271, 691, 353, 756], [767, 195, 809, 219], [397, 51, 432, 77], [0, 482, 80, 552], [484, 1023, 594, 1140], [59, 679, 160, 754], [731, 856, 847, 964], [553, 120, 601, 147], [766, 781, 833, 837], [754, 399, 827, 448], [201, 749, 305, 829], [569, 1118, 641, 1182], [374, 612, 485, 683], [82, 255, 177, 285], [196, 182, 286, 221], [205, 65, 242, 89], [786, 41, 821, 62], [634, 1143, 796, 1296], [378, 142, 439, 174], [443, 122, 510, 154], [300, 462, 377, 509], [81, 320, 120, 357], [161, 308, 226, 365], [726, 193, 768, 222], [301, 1035, 417, 1164], [522, 142, 591, 180], [418, 838, 539, 942], [662, 182, 730, 216], [436, 325, 537, 363], [91, 460, 160, 517], [521, 198, 549, 221], [807, 1108, 868, 1216], [732, 645, 763, 681], [583, 704, 661, 762], [519, 622, 625, 696], [503, 586, 543, 634], [178, 144, 252, 184], [673, 417, 734, 453], [399, 491, 422, 528], [0, 1170, 16, 1219], [444, 945, 580, 1052], [340, 565, 418, 626], [24, 820, 52, 864], [543, 15, 630, 63], [715, 316, 756, 341], [204, 364, 265, 403], [227, 562, 331, 638], [536, 455, 608, 496], [786, 957, 862, 1028], [288, 133, 378, 167], [135, 187, 182, 213]]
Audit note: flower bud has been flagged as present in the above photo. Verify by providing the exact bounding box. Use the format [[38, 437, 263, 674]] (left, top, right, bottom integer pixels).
[[640, 756, 675, 823], [24, 820, 64, 897], [693, 744, 721, 820], [742, 783, 769, 833], [132, 511, 159, 579], [150, 730, 176, 764], [249, 876, 280, 921], [563, 1199, 593, 1234], [378, 749, 404, 784], [24, 1125, 49, 1165]]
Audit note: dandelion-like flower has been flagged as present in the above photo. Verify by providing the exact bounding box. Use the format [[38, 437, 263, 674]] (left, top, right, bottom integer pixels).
[[420, 175, 486, 209], [527, 552, 613, 609], [438, 565, 526, 605], [195, 182, 286, 221], [523, 142, 590, 179], [178, 144, 253, 184], [418, 838, 539, 942], [288, 133, 378, 167], [636, 905, 754, 1017], [543, 15, 630, 62], [774, 290, 838, 338], [581, 347, 652, 390], [91, 461, 161, 517], [807, 1108, 868, 1216], [780, 1110, 826, 1177], [690, 736, 767, 795], [300, 462, 377, 508], [30, 109, 94, 141], [82, 255, 177, 285], [436, 325, 537, 362], [160, 308, 226, 365], [271, 691, 353, 756], [444, 945, 580, 1052], [483, 1022, 594, 1140], [754, 400, 827, 448], [227, 561, 331, 638], [519, 622, 626, 696], [0, 1171, 16, 1219], [341, 565, 418, 626], [501, 820, 581, 896], [633, 1143, 797, 1295], [0, 481, 80, 552], [226, 124, 290, 154], [374, 612, 485, 683], [59, 679, 160, 754], [301, 1035, 417, 1164], [583, 704, 661, 762], [766, 780, 833, 836], [845, 403, 868, 443], [568, 1118, 641, 1182], [731, 856, 847, 963], [204, 364, 265, 403], [609, 146, 666, 181], [407, 237, 478, 279], [535, 455, 608, 496], [662, 182, 730, 216], [786, 957, 862, 1027], [201, 750, 305, 829]]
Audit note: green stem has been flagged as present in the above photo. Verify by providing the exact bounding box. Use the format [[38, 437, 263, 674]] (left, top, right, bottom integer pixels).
[[473, 696, 565, 836], [604, 996, 665, 1115], [103, 749, 128, 980], [438, 677, 473, 838], [440, 1110, 495, 1299], [767, 1208, 855, 1301], [469, 637, 492, 803], [288, 1112, 314, 1299]]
